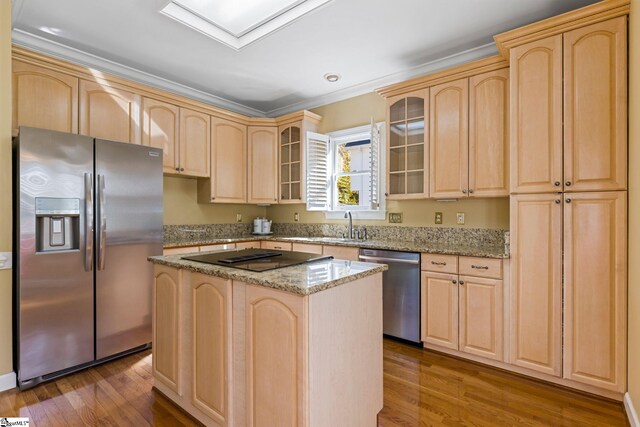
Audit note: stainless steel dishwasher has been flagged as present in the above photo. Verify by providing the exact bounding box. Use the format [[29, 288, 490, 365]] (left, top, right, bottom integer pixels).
[[359, 248, 421, 344]]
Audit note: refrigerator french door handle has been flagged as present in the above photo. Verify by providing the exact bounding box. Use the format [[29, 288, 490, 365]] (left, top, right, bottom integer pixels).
[[84, 173, 93, 272], [97, 174, 107, 271]]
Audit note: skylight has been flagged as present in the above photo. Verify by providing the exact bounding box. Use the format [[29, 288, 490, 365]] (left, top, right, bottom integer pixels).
[[161, 0, 331, 50]]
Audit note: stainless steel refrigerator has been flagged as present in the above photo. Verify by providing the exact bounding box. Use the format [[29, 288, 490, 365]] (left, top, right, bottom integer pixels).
[[13, 126, 163, 389]]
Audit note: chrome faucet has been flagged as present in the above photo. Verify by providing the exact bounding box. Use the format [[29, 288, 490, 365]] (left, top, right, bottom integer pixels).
[[344, 211, 353, 239]]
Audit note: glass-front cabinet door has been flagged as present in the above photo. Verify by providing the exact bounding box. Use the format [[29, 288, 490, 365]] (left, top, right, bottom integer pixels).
[[386, 90, 429, 199], [279, 123, 302, 203]]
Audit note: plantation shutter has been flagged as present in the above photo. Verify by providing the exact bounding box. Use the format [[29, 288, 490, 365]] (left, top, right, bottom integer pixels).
[[306, 131, 330, 211], [370, 121, 381, 209]]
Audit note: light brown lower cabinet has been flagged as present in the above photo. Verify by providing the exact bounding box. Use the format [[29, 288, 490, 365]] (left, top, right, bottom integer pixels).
[[152, 266, 383, 426], [322, 245, 360, 261], [421, 270, 503, 361], [292, 242, 323, 254]]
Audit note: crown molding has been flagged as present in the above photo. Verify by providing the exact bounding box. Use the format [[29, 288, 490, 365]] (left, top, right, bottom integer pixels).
[[264, 42, 498, 117], [11, 28, 267, 117]]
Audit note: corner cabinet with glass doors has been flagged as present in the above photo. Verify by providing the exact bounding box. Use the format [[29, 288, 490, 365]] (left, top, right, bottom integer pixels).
[[386, 90, 429, 199], [277, 112, 321, 204]]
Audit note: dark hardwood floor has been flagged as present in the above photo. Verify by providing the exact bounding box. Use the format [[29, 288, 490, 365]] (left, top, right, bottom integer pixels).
[[0, 339, 628, 426]]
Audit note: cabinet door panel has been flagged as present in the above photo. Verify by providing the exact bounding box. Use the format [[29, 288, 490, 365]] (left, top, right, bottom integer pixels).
[[459, 276, 503, 361], [430, 79, 468, 198], [421, 272, 458, 349], [563, 191, 626, 392], [564, 17, 627, 192], [142, 98, 179, 173], [79, 80, 141, 144], [509, 194, 562, 376], [322, 245, 360, 262], [179, 108, 210, 177], [191, 275, 232, 424], [153, 266, 181, 394], [469, 69, 509, 197], [12, 60, 79, 134], [510, 36, 563, 194], [248, 126, 278, 204], [211, 117, 247, 203], [246, 286, 307, 427]]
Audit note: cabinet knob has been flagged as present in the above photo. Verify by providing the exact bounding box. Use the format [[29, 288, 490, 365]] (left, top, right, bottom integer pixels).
[[462, 189, 467, 194], [180, 167, 185, 172], [459, 280, 465, 285], [554, 181, 561, 187], [468, 189, 474, 194], [211, 197, 216, 200], [384, 192, 389, 197], [565, 181, 572, 187], [175, 167, 180, 171], [452, 280, 457, 284], [566, 198, 572, 204], [555, 199, 561, 204]]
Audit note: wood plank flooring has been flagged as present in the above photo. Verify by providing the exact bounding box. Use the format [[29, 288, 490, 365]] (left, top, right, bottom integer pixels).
[[0, 339, 628, 426]]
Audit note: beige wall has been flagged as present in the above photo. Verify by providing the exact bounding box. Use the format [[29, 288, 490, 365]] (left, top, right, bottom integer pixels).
[[0, 0, 12, 375], [268, 91, 510, 229], [268, 198, 509, 229], [628, 0, 639, 409], [163, 176, 266, 225]]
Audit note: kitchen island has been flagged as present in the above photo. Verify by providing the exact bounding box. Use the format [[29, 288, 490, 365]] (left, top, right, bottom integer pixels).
[[148, 252, 387, 427]]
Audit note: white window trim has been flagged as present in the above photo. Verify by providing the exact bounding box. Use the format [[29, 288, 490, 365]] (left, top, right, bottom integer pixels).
[[324, 123, 386, 220]]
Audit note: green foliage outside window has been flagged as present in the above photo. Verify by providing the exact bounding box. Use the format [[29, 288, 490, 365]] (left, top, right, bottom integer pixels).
[[337, 145, 359, 205]]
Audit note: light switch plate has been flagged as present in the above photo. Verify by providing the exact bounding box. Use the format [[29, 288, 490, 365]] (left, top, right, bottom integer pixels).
[[456, 212, 465, 225], [0, 252, 12, 270], [294, 212, 300, 222], [389, 212, 403, 223], [435, 212, 443, 224]]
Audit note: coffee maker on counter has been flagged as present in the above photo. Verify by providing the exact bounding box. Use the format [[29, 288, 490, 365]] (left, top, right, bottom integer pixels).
[[253, 217, 272, 234]]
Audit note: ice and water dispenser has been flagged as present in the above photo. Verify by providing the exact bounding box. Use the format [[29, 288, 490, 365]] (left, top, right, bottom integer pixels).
[[35, 197, 81, 252]]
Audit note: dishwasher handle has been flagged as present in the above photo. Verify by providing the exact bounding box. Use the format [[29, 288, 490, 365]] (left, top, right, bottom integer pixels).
[[358, 255, 420, 265]]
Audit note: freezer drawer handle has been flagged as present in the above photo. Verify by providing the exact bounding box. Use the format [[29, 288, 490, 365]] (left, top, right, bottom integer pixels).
[[84, 173, 93, 272], [97, 174, 107, 271], [358, 255, 419, 265]]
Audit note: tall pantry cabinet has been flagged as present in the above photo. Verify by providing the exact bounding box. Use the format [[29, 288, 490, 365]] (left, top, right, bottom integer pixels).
[[508, 17, 627, 393]]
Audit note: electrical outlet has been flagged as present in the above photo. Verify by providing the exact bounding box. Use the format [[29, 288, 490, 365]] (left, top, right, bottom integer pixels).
[[435, 212, 443, 224], [236, 213, 242, 223], [456, 212, 465, 225], [389, 212, 403, 223], [294, 212, 300, 222]]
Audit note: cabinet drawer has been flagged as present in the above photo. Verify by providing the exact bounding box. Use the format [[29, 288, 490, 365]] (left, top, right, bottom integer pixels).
[[163, 246, 199, 255], [458, 257, 502, 279], [292, 243, 323, 254], [236, 241, 262, 249], [322, 245, 360, 261], [421, 254, 458, 274], [261, 241, 293, 251]]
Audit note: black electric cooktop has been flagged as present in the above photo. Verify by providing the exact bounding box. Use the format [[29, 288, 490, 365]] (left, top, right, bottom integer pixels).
[[182, 248, 333, 272]]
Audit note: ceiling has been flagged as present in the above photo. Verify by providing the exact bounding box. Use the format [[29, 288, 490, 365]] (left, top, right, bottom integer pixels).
[[11, 0, 600, 117]]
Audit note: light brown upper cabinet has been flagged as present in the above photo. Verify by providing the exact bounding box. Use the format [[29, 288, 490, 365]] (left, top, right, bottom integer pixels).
[[386, 90, 429, 199], [79, 80, 141, 144], [179, 108, 211, 178], [430, 79, 469, 198], [510, 36, 563, 194], [278, 123, 303, 203], [198, 117, 247, 203], [142, 97, 179, 174], [509, 193, 563, 377], [12, 61, 79, 135], [563, 191, 626, 392], [510, 17, 627, 194], [247, 126, 278, 204], [469, 69, 509, 197], [563, 17, 627, 192]]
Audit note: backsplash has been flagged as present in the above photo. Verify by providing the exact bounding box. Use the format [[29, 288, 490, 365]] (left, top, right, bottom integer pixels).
[[165, 223, 508, 250]]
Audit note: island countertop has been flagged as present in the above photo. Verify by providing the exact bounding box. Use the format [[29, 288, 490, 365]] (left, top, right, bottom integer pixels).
[[148, 253, 388, 296]]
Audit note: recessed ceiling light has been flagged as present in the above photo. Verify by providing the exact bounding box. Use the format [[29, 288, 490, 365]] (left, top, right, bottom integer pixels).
[[160, 0, 332, 51], [324, 73, 341, 83]]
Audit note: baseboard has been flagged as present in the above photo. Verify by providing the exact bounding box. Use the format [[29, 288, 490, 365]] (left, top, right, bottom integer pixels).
[[625, 393, 640, 427], [0, 371, 16, 392]]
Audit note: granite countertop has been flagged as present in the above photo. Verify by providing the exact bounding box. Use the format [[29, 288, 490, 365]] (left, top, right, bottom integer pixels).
[[149, 254, 388, 296], [164, 235, 509, 259]]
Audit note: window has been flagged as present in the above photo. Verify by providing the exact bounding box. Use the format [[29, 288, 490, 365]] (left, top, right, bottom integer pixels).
[[306, 122, 385, 219]]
